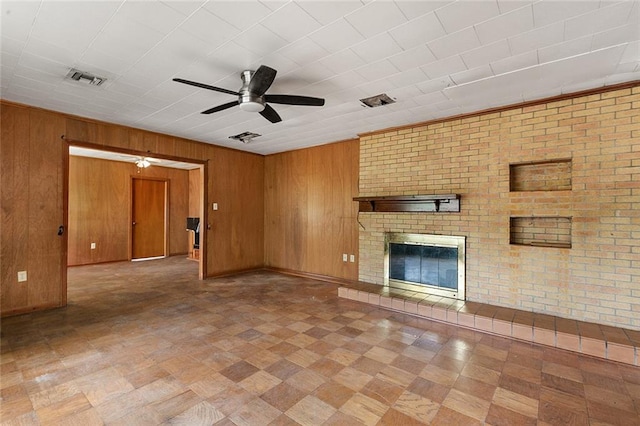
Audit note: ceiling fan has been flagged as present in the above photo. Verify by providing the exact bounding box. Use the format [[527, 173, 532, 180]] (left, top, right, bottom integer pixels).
[[173, 65, 325, 123]]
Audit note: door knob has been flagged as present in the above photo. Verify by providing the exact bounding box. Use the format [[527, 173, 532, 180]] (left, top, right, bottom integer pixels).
[[132, 221, 137, 226]]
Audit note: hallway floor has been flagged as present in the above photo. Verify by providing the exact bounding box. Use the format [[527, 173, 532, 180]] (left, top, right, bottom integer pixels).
[[1, 257, 639, 425]]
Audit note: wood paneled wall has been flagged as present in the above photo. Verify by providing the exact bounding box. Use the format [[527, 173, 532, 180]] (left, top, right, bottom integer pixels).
[[264, 140, 359, 280], [208, 148, 264, 272], [68, 157, 190, 266], [1, 101, 264, 316], [1, 105, 67, 315], [188, 169, 200, 217]]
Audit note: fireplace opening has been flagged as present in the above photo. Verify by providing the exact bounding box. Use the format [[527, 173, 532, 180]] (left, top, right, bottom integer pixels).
[[384, 233, 466, 300]]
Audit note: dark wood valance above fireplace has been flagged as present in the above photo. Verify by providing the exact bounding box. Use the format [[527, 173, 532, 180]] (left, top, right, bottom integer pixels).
[[353, 194, 460, 213]]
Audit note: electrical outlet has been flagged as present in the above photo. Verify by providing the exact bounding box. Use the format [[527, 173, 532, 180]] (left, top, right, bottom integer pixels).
[[91, 242, 96, 249], [350, 254, 355, 263], [17, 271, 27, 282], [342, 253, 348, 262]]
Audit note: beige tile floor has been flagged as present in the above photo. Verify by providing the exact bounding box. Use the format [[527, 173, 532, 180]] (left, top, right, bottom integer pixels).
[[1, 256, 639, 425], [337, 283, 640, 366]]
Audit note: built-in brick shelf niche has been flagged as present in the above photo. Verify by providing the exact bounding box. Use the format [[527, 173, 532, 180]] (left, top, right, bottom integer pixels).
[[509, 158, 572, 249]]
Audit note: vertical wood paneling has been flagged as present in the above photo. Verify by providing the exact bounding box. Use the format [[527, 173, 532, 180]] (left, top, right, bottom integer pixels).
[[68, 157, 130, 265], [264, 139, 359, 280], [207, 147, 264, 274], [68, 157, 190, 265], [1, 105, 31, 312], [188, 169, 200, 217], [27, 109, 66, 308]]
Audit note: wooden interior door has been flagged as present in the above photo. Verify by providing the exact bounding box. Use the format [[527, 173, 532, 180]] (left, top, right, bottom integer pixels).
[[132, 178, 166, 259]]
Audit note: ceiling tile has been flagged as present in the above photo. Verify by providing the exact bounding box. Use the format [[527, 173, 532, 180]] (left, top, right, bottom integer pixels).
[[344, 1, 408, 38], [354, 59, 400, 81], [497, 0, 534, 14], [538, 36, 593, 65], [507, 22, 564, 55], [0, 1, 41, 42], [475, 5, 534, 45], [619, 40, 640, 64], [278, 38, 330, 66], [320, 50, 366, 75], [161, 1, 206, 17], [89, 15, 167, 65], [416, 76, 455, 95], [79, 50, 138, 76], [461, 39, 511, 69], [233, 24, 288, 56], [388, 12, 446, 50], [22, 36, 78, 67], [205, 41, 264, 75], [203, 1, 272, 30], [260, 2, 321, 43], [297, 1, 364, 25], [180, 8, 240, 46], [30, 1, 121, 55], [450, 65, 494, 85], [387, 67, 430, 89], [420, 55, 467, 79], [565, 1, 636, 40], [532, 0, 600, 28], [427, 27, 481, 60], [388, 44, 437, 70], [117, 1, 188, 35], [350, 32, 403, 63], [434, 1, 500, 34], [490, 50, 538, 75], [308, 19, 365, 52], [394, 1, 453, 18], [591, 23, 639, 51]]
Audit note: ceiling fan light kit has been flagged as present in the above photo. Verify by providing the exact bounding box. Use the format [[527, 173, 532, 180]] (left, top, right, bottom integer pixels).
[[135, 159, 151, 168], [173, 65, 325, 124]]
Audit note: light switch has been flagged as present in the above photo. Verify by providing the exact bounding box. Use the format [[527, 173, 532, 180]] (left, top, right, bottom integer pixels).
[[350, 254, 355, 263], [17, 271, 27, 282], [213, 203, 218, 210]]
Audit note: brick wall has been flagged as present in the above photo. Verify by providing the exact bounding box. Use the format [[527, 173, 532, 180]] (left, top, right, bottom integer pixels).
[[358, 85, 640, 330]]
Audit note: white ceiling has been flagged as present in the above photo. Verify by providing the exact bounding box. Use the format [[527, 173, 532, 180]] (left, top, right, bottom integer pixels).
[[1, 1, 638, 155]]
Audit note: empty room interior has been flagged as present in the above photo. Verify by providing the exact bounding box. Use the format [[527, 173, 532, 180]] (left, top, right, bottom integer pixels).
[[1, 1, 639, 425]]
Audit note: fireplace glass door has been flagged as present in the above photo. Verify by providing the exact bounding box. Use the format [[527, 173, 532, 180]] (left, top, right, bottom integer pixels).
[[389, 244, 458, 289], [385, 233, 465, 300]]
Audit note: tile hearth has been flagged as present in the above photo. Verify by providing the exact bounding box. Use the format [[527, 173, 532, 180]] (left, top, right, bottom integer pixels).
[[338, 282, 639, 367]]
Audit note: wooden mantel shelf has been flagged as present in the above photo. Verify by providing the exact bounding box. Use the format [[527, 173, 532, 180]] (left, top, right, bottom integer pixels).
[[353, 194, 460, 213]]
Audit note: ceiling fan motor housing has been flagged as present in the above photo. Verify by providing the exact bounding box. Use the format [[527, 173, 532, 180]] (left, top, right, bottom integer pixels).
[[239, 70, 265, 112]]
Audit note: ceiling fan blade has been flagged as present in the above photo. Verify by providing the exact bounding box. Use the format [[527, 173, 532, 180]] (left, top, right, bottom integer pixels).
[[265, 94, 325, 106], [201, 100, 239, 115], [259, 104, 282, 123], [248, 65, 277, 96], [173, 78, 239, 96]]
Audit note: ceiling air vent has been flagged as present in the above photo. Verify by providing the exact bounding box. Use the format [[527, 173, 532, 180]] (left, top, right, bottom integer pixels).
[[229, 131, 261, 144], [66, 68, 106, 86], [360, 93, 395, 108]]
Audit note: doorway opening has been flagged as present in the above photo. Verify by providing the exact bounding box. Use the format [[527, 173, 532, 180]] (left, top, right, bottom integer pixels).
[[65, 144, 207, 288]]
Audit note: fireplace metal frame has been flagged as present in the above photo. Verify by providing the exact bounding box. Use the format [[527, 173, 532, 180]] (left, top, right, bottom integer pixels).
[[384, 233, 466, 300]]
